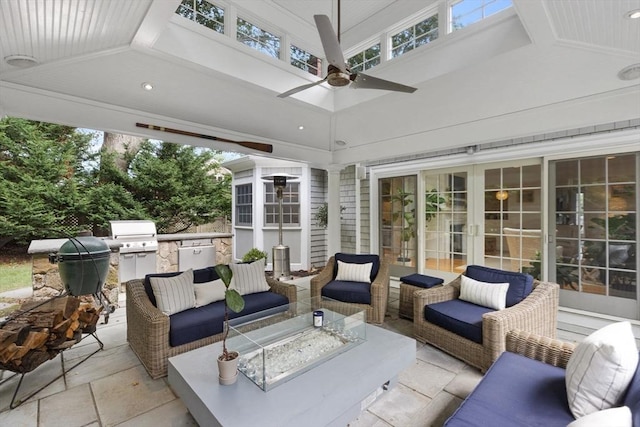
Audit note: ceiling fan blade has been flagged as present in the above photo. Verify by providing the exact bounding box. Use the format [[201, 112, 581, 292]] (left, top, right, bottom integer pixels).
[[277, 77, 327, 98], [313, 15, 347, 73], [351, 72, 417, 94]]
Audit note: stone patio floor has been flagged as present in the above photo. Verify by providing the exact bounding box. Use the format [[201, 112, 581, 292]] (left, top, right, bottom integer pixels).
[[0, 277, 569, 426]]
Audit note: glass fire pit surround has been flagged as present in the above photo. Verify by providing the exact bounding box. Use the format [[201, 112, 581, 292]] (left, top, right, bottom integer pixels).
[[226, 297, 366, 391]]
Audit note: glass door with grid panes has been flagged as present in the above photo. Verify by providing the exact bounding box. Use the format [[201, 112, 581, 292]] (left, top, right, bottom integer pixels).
[[482, 164, 543, 276], [423, 170, 470, 274], [550, 153, 638, 319], [380, 176, 418, 278]]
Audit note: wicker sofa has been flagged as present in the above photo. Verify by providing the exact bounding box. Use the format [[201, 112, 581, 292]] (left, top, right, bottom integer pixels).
[[126, 266, 297, 379], [445, 329, 640, 426], [413, 265, 559, 372], [310, 253, 389, 324]]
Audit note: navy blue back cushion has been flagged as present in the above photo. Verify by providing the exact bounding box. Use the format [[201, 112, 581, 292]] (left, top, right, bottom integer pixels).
[[322, 280, 372, 304], [465, 265, 534, 307], [333, 253, 380, 282], [425, 299, 493, 344], [621, 353, 640, 427], [444, 352, 573, 426], [143, 267, 218, 307], [168, 291, 289, 347]]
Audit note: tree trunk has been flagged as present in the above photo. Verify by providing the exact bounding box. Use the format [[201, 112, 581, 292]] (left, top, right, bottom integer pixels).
[[101, 132, 144, 172]]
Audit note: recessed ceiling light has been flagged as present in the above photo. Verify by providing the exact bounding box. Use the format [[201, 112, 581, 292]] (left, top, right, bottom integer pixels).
[[618, 64, 640, 81], [141, 82, 154, 91], [298, 125, 304, 130], [335, 140, 347, 146], [625, 9, 640, 19], [4, 54, 38, 68]]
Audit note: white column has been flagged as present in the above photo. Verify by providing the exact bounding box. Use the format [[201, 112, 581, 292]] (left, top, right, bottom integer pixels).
[[327, 166, 342, 257]]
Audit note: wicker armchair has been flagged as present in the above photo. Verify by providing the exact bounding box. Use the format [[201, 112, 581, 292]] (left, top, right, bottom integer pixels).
[[310, 254, 389, 324], [126, 275, 297, 379], [413, 275, 559, 372]]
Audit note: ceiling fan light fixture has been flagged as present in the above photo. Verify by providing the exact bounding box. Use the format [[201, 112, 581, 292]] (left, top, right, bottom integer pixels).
[[4, 54, 38, 68], [327, 72, 351, 87]]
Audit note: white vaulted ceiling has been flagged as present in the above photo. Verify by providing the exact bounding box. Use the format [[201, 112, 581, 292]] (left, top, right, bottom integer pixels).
[[0, 0, 639, 168]]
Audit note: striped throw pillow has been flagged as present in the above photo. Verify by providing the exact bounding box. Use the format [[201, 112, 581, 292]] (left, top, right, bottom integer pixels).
[[230, 258, 270, 295], [150, 269, 195, 315], [459, 275, 508, 310], [566, 321, 639, 418], [335, 260, 373, 283]]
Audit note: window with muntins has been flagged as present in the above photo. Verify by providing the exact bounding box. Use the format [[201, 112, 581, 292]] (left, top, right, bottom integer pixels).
[[290, 45, 322, 76], [175, 0, 224, 34], [237, 18, 280, 58], [450, 0, 512, 32], [264, 182, 300, 226], [347, 43, 381, 73], [391, 14, 438, 58], [236, 184, 252, 226]]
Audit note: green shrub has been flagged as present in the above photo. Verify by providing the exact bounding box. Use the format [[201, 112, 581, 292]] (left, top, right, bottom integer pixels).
[[242, 248, 268, 263]]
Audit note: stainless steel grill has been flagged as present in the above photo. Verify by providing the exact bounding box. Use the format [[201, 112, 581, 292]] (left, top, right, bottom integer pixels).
[[110, 220, 158, 283]]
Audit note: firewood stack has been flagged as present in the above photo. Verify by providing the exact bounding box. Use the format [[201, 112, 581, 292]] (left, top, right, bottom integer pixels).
[[0, 297, 102, 373]]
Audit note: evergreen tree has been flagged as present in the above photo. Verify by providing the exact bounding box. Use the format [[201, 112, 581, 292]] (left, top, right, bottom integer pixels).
[[0, 117, 93, 242]]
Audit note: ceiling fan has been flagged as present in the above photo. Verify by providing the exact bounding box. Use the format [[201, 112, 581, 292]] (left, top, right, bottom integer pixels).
[[278, 2, 418, 98]]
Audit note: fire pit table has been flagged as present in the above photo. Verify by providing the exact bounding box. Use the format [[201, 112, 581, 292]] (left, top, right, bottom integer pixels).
[[168, 297, 415, 426]]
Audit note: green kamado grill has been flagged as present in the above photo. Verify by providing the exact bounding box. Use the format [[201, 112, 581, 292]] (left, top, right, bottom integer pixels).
[[49, 236, 115, 323]]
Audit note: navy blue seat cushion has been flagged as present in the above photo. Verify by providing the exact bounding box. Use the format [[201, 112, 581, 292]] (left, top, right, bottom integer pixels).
[[333, 253, 380, 282], [465, 265, 534, 307], [425, 299, 493, 344], [322, 280, 372, 304], [621, 353, 640, 427], [143, 267, 218, 307], [444, 351, 574, 426], [400, 273, 444, 288], [168, 291, 289, 347]]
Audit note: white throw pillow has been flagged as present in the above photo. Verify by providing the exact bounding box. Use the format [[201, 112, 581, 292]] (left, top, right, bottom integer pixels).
[[194, 279, 226, 307], [459, 275, 509, 310], [335, 260, 373, 283], [150, 269, 195, 315], [567, 406, 632, 427], [229, 258, 270, 295], [566, 322, 639, 418]]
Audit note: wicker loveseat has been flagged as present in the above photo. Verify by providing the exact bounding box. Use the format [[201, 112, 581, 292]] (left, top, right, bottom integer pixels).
[[445, 329, 640, 426], [126, 265, 297, 379], [310, 253, 389, 324], [413, 265, 559, 372]]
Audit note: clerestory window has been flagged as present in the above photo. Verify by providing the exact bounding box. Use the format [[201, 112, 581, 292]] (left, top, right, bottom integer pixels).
[[175, 0, 224, 34], [290, 45, 322, 77], [237, 18, 281, 59], [450, 0, 513, 32], [347, 43, 381, 73], [391, 14, 439, 59]]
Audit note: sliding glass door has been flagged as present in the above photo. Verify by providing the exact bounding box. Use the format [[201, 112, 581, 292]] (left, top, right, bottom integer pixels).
[[550, 153, 638, 318], [379, 175, 418, 278]]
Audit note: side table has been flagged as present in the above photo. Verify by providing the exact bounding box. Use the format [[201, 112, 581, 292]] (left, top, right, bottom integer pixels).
[[399, 274, 444, 320]]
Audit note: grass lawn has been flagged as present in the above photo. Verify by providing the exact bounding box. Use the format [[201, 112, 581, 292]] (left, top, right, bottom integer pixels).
[[0, 258, 31, 293]]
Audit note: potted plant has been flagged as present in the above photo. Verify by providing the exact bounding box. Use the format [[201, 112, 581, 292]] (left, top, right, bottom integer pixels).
[[214, 263, 245, 385], [242, 248, 268, 263]]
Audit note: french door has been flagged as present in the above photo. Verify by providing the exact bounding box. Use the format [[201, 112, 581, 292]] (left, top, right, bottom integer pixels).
[[422, 160, 543, 278], [549, 153, 638, 319]]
